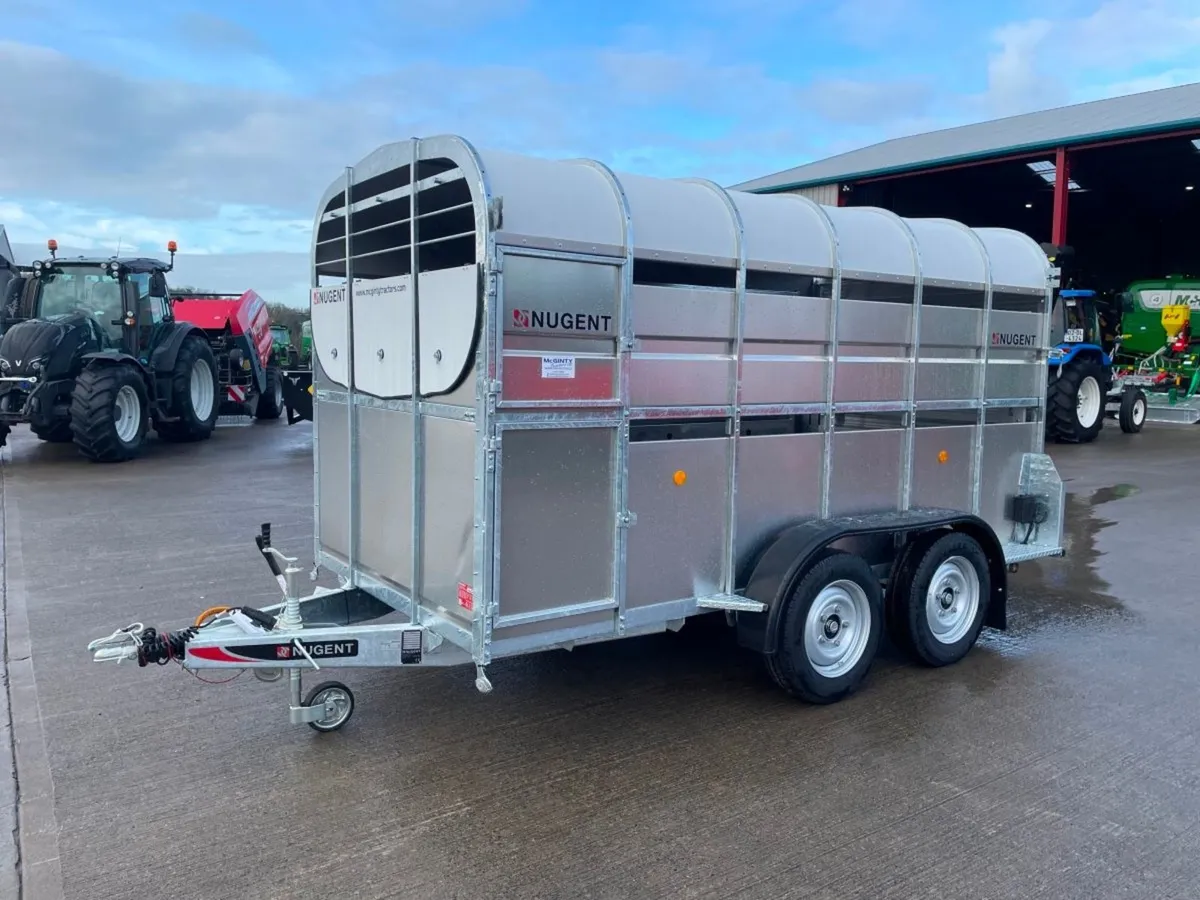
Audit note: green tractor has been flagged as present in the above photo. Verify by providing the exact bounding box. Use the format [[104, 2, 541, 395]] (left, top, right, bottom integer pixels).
[[269, 324, 294, 364], [0, 240, 221, 461]]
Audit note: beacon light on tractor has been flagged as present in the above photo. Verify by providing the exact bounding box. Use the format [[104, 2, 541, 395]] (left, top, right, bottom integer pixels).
[[86, 134, 1068, 734], [0, 239, 221, 461]]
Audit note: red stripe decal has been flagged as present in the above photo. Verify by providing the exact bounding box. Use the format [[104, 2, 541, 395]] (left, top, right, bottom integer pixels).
[[188, 646, 253, 664]]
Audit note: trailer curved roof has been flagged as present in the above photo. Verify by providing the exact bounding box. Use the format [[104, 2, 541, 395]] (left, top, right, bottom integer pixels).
[[311, 134, 1051, 296]]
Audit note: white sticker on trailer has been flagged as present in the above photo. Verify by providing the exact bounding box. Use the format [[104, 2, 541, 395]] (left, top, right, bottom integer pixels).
[[541, 355, 576, 379]]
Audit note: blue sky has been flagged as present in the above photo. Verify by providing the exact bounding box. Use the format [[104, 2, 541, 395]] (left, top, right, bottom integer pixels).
[[2, 0, 1198, 306]]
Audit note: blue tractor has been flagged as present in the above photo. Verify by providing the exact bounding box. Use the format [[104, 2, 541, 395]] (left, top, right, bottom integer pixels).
[[1046, 287, 1146, 443]]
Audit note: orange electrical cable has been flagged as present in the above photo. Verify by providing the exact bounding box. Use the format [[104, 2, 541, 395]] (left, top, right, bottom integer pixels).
[[194, 606, 232, 628]]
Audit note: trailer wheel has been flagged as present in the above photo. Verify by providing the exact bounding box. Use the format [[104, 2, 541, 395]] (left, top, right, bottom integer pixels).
[[1118, 387, 1146, 434], [767, 551, 882, 704], [255, 366, 284, 420], [304, 681, 355, 732], [31, 420, 73, 443], [156, 335, 220, 442], [893, 532, 989, 667], [1047, 359, 1106, 443], [69, 364, 149, 462]]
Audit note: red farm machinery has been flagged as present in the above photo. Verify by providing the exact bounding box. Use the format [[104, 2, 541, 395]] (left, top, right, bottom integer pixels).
[[169, 291, 285, 420]]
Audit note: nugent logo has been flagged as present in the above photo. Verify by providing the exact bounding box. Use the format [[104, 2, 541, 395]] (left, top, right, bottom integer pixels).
[[991, 331, 1039, 348], [512, 308, 613, 333]]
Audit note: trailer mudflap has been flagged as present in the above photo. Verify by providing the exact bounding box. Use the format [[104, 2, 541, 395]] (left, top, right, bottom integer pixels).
[[280, 368, 313, 424], [736, 509, 1009, 656]]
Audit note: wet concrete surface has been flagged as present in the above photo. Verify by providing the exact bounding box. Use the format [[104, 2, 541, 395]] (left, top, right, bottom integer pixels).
[[4, 420, 1200, 899]]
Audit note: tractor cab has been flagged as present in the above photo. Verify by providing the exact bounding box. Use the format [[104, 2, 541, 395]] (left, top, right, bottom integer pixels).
[[1049, 288, 1105, 359], [13, 240, 179, 361]]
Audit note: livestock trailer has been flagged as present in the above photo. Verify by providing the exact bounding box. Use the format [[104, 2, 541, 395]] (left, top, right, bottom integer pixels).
[[88, 135, 1067, 733]]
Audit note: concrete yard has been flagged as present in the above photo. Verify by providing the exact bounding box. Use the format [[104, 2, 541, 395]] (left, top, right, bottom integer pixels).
[[3, 419, 1200, 899]]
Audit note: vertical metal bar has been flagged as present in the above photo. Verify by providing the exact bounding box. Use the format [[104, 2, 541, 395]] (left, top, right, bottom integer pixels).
[[818, 214, 842, 519], [894, 216, 923, 511], [970, 230, 995, 515], [486, 259, 505, 660], [471, 154, 500, 669], [682, 177, 744, 597], [1051, 147, 1070, 247], [1035, 269, 1058, 451], [409, 140, 425, 627], [310, 231, 323, 569], [576, 159, 633, 637], [343, 165, 358, 587]]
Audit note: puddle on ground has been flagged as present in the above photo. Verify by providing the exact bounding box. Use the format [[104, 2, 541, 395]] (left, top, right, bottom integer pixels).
[[993, 485, 1136, 652], [1090, 483, 1140, 505]]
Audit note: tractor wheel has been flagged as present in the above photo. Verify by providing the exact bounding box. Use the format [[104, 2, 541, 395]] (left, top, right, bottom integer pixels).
[[1047, 359, 1106, 444], [156, 335, 220, 443], [69, 365, 149, 462], [254, 366, 284, 420], [31, 420, 73, 443], [1118, 387, 1147, 434]]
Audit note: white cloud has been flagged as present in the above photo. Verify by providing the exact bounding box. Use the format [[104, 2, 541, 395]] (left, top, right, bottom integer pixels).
[[11, 240, 311, 309], [983, 0, 1200, 114]]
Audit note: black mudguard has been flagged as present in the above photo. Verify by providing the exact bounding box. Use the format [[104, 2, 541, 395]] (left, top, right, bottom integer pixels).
[[280, 369, 313, 424], [735, 508, 1009, 656], [148, 322, 208, 376]]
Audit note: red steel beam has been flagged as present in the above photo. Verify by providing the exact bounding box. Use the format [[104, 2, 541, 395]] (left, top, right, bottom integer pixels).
[[1051, 146, 1070, 246]]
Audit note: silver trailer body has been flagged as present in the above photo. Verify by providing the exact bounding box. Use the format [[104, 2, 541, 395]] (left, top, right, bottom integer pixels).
[[307, 135, 1065, 661], [87, 134, 1070, 729]]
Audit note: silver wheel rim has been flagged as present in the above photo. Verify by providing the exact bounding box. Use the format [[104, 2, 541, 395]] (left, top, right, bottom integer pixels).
[[1133, 397, 1146, 426], [273, 377, 283, 408], [190, 359, 215, 420], [1077, 375, 1101, 428], [804, 579, 872, 678], [925, 556, 981, 645], [310, 686, 352, 729], [113, 385, 141, 444]]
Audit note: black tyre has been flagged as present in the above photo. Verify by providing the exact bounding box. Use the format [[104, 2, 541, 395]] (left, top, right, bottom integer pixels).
[[890, 532, 990, 668], [1047, 358, 1106, 444], [155, 334, 220, 443], [303, 681, 355, 733], [254, 366, 284, 420], [1118, 387, 1147, 434], [31, 420, 73, 443], [69, 364, 149, 462], [766, 550, 883, 704]]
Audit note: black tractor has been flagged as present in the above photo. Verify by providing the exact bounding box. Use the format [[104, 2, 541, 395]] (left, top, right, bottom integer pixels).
[[0, 240, 221, 462]]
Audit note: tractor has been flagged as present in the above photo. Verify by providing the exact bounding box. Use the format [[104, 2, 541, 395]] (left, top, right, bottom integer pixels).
[[0, 240, 220, 461], [1046, 287, 1146, 442]]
